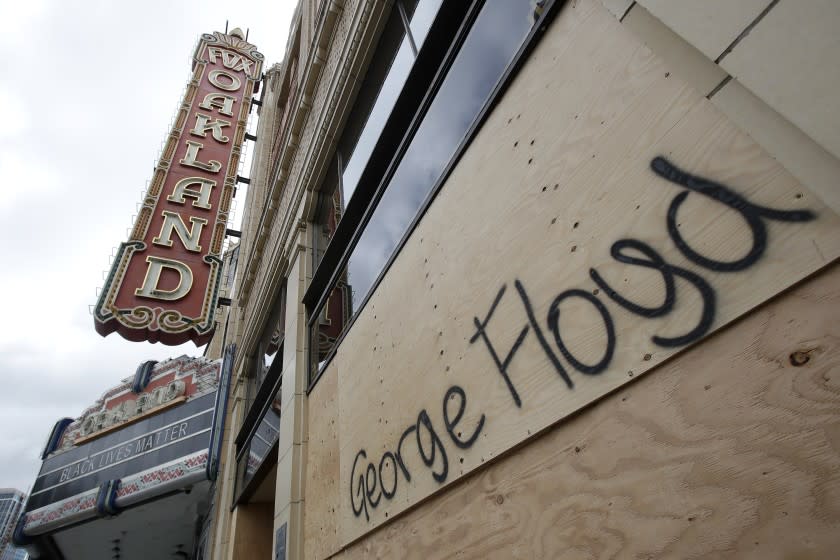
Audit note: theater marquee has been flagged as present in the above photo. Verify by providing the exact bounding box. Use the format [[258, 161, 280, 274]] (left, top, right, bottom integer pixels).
[[94, 30, 263, 345]]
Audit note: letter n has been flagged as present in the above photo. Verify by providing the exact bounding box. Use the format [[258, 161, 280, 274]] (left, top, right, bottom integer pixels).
[[153, 211, 208, 252]]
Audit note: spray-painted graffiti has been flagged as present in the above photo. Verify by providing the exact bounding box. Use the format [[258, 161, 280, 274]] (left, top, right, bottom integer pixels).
[[350, 385, 484, 521], [350, 157, 816, 521], [474, 157, 815, 404]]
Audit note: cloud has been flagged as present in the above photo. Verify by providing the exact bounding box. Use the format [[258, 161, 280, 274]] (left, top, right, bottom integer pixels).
[[0, 150, 60, 214], [0, 0, 48, 50], [0, 0, 295, 494], [0, 338, 198, 494], [0, 87, 30, 141]]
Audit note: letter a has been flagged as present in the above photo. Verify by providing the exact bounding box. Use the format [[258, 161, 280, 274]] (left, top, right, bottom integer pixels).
[[168, 176, 216, 209], [199, 92, 236, 117]]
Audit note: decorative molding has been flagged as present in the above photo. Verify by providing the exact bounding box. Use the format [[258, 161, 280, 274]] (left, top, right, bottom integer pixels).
[[22, 488, 99, 535], [21, 451, 209, 536], [74, 396, 187, 445], [198, 31, 264, 62], [114, 451, 209, 508], [55, 356, 220, 454]]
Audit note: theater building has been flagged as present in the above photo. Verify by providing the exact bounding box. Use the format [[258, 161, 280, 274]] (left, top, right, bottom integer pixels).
[[200, 0, 840, 558], [203, 0, 840, 558], [20, 0, 837, 558], [13, 356, 231, 560]]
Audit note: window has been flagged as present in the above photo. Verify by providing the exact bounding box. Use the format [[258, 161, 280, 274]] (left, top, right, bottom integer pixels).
[[308, 0, 443, 371], [305, 0, 551, 384], [245, 282, 286, 411], [234, 359, 282, 503], [223, 244, 239, 295], [234, 281, 286, 503], [311, 0, 434, 272], [344, 0, 536, 305], [340, 0, 435, 206], [234, 383, 280, 499]]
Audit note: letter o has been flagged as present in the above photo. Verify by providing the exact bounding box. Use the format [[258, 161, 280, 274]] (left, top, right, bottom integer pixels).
[[208, 69, 241, 91], [379, 452, 398, 499], [547, 289, 615, 375]]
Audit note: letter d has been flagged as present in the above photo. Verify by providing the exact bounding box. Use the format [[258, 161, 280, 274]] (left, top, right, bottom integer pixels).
[[135, 256, 193, 301]]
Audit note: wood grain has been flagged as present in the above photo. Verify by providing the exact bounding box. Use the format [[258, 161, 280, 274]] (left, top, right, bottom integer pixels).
[[305, 363, 341, 559], [301, 0, 840, 550], [334, 262, 840, 559]]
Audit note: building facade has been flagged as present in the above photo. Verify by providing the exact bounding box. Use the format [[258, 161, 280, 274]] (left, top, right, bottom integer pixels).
[[14, 356, 229, 560], [0, 490, 27, 560], [204, 0, 840, 558]]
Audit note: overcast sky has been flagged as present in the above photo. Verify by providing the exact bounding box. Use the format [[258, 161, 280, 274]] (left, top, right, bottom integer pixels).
[[0, 0, 294, 495]]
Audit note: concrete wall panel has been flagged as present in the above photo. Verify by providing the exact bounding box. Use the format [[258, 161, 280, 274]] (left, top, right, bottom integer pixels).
[[637, 0, 773, 60], [720, 0, 840, 161]]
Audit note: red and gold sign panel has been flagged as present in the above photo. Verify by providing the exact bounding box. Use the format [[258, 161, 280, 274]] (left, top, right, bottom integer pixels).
[[95, 31, 263, 345]]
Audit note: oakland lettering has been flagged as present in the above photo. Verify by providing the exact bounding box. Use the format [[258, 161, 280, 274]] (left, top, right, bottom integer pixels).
[[93, 34, 263, 344], [135, 46, 247, 303]]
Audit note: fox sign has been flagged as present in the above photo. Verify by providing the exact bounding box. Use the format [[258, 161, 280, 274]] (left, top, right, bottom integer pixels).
[[94, 30, 263, 345]]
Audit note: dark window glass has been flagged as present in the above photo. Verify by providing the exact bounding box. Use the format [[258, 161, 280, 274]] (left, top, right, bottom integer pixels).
[[340, 38, 414, 204], [341, 0, 441, 204], [311, 268, 352, 367], [347, 1, 534, 300], [310, 0, 442, 369], [310, 0, 538, 375], [235, 380, 281, 495], [246, 283, 286, 411], [313, 0, 442, 270]]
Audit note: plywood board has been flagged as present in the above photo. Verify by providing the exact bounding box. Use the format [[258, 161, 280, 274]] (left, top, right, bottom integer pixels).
[[710, 77, 840, 215], [334, 262, 840, 559], [304, 366, 341, 559], [720, 0, 840, 161], [637, 0, 773, 61], [621, 3, 728, 96], [313, 0, 840, 548]]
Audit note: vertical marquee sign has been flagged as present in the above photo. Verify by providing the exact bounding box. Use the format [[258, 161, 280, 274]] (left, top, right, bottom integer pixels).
[[95, 30, 263, 345]]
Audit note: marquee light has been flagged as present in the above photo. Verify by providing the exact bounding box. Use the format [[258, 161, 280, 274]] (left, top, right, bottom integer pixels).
[[94, 30, 263, 345]]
